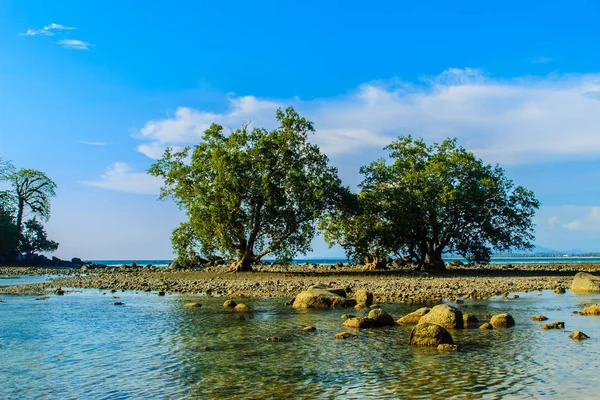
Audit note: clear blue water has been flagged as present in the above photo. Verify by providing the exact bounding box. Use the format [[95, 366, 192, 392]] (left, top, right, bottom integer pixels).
[[0, 275, 52, 287], [90, 257, 600, 267], [2, 287, 600, 398]]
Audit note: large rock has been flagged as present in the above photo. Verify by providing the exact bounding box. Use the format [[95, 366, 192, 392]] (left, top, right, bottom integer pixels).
[[342, 317, 374, 329], [396, 307, 431, 324], [367, 309, 396, 327], [418, 304, 464, 329], [571, 272, 600, 293], [354, 289, 373, 307], [409, 323, 454, 347], [490, 313, 515, 328], [583, 304, 600, 315], [292, 284, 357, 309]]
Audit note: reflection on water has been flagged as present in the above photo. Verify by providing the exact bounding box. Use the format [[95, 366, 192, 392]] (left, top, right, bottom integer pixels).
[[1, 288, 600, 399]]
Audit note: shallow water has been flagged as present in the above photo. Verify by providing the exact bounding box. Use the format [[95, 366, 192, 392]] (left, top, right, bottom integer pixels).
[[1, 287, 600, 399], [0, 275, 51, 286]]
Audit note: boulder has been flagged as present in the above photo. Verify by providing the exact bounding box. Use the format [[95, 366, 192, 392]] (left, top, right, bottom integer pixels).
[[223, 300, 237, 308], [463, 314, 479, 325], [554, 287, 566, 294], [418, 304, 464, 329], [234, 303, 250, 311], [342, 317, 374, 329], [409, 323, 454, 347], [479, 323, 493, 330], [302, 326, 316, 332], [541, 321, 564, 329], [584, 304, 600, 315], [570, 330, 589, 340], [396, 307, 431, 325], [490, 313, 515, 328], [72, 257, 84, 264], [571, 272, 600, 293], [341, 314, 356, 320], [367, 308, 396, 327], [292, 284, 356, 309], [354, 289, 373, 307], [184, 302, 202, 308]]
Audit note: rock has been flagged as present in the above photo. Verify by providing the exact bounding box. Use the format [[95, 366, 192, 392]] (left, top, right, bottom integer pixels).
[[570, 330, 589, 340], [396, 307, 431, 324], [335, 261, 344, 268], [343, 317, 374, 329], [234, 303, 250, 311], [35, 296, 49, 301], [199, 346, 210, 351], [168, 258, 180, 270], [573, 311, 585, 316], [291, 284, 357, 309], [114, 302, 124, 305], [266, 336, 283, 342], [302, 325, 316, 332], [418, 304, 464, 329], [463, 314, 479, 325], [409, 323, 454, 347], [479, 323, 493, 330], [554, 287, 566, 294], [541, 321, 565, 329], [157, 291, 166, 296], [341, 314, 356, 320], [80, 265, 87, 273], [532, 315, 548, 321], [437, 344, 461, 352], [71, 257, 83, 264], [334, 332, 355, 339], [185, 302, 202, 308], [490, 313, 515, 328], [54, 288, 65, 295], [223, 300, 237, 308], [571, 272, 600, 293], [354, 289, 373, 307], [367, 308, 396, 327], [584, 304, 600, 315]]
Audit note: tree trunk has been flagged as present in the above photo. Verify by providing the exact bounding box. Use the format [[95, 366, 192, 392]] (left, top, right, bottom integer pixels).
[[362, 257, 389, 271], [426, 250, 446, 272], [227, 253, 255, 272], [16, 199, 24, 233]]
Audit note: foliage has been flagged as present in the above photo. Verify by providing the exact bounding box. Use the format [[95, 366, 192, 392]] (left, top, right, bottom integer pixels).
[[0, 208, 18, 256], [149, 107, 343, 271], [18, 218, 59, 255], [7, 169, 57, 233], [322, 136, 540, 271]]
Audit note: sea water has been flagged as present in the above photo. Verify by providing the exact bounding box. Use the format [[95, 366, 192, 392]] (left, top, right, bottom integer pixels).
[[1, 287, 600, 399]]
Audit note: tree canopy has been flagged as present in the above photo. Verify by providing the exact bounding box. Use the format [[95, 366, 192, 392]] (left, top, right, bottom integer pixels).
[[8, 169, 57, 233], [149, 107, 344, 271], [321, 136, 540, 271]]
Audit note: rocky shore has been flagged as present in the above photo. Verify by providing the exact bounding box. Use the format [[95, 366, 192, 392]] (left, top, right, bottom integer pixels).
[[2, 263, 600, 302]]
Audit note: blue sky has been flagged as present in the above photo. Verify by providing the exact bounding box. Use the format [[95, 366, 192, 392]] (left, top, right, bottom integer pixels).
[[2, 1, 600, 259]]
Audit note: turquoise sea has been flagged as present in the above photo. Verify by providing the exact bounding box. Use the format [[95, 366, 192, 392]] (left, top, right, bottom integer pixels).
[[2, 286, 600, 398]]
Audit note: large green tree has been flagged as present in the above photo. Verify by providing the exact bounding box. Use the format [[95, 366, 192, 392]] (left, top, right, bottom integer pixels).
[[149, 107, 343, 271], [323, 136, 540, 271], [18, 218, 59, 255], [7, 169, 57, 233]]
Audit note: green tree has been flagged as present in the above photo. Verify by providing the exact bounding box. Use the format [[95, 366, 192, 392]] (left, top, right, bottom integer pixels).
[[149, 107, 343, 271], [18, 218, 59, 255], [8, 169, 57, 233], [323, 136, 540, 272], [0, 208, 18, 256]]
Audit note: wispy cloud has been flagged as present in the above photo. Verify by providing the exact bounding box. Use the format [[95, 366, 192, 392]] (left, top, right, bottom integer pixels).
[[79, 141, 109, 146], [58, 39, 92, 50], [20, 23, 75, 36], [82, 162, 162, 195], [133, 69, 600, 165], [563, 207, 600, 231]]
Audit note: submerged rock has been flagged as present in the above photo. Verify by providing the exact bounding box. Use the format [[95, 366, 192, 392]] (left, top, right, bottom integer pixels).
[[569, 330, 589, 340], [419, 304, 464, 329], [223, 300, 237, 308], [571, 272, 600, 293], [463, 314, 479, 326], [334, 332, 356, 339], [541, 321, 565, 329], [479, 322, 493, 330], [490, 313, 515, 328], [292, 284, 356, 309], [532, 315, 548, 321], [302, 325, 316, 332], [396, 307, 431, 325], [184, 302, 202, 308], [266, 336, 283, 342], [409, 323, 454, 347], [437, 344, 461, 352]]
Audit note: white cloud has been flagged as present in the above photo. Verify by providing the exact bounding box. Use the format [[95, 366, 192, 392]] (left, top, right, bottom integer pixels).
[[20, 23, 76, 36], [81, 162, 162, 195], [58, 39, 92, 50], [547, 216, 559, 226], [563, 206, 600, 232], [133, 69, 600, 165]]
